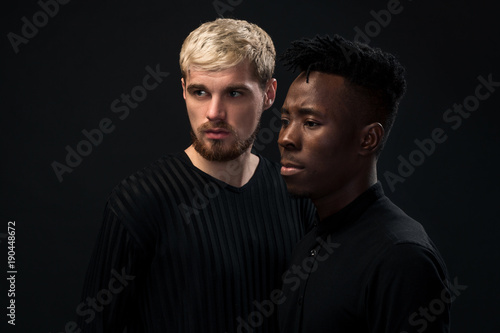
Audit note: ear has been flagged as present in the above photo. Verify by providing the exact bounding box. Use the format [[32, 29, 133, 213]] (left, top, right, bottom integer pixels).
[[359, 122, 384, 156], [181, 78, 187, 100], [263, 78, 277, 110]]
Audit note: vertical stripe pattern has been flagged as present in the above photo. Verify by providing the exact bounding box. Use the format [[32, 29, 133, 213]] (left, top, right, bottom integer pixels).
[[78, 153, 316, 333]]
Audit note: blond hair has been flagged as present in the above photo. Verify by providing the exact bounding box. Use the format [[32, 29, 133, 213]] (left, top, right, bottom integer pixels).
[[179, 18, 275, 85]]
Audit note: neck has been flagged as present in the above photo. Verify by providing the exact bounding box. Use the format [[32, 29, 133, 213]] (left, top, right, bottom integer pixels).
[[185, 145, 259, 188], [313, 164, 378, 220]]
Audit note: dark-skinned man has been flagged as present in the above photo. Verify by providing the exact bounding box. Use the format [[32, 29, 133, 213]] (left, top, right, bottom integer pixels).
[[277, 35, 451, 333]]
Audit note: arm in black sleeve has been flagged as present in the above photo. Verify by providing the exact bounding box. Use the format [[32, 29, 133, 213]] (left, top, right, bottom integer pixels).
[[76, 202, 148, 332], [365, 243, 451, 333]]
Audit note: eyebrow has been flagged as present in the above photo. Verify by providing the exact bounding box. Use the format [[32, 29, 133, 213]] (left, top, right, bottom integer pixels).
[[186, 84, 252, 92], [225, 85, 252, 92], [281, 107, 324, 118], [186, 84, 206, 91]]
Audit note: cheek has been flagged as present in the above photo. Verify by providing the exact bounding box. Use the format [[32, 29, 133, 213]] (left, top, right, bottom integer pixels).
[[306, 129, 335, 153], [304, 132, 344, 174], [186, 101, 204, 121], [233, 105, 260, 129]]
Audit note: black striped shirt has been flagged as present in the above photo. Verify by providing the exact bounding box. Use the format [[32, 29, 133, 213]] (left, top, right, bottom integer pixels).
[[78, 152, 316, 332]]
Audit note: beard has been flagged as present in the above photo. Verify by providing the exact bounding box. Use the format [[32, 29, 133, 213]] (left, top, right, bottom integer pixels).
[[190, 121, 260, 162]]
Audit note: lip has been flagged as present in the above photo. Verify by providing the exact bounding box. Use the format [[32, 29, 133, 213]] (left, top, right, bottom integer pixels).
[[204, 128, 231, 140], [280, 160, 305, 176]]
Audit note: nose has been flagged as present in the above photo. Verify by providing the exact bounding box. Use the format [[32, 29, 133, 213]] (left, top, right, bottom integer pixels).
[[206, 95, 226, 121], [278, 122, 301, 150]]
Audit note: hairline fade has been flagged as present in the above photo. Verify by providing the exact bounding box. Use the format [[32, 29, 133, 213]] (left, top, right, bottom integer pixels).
[[280, 34, 407, 154]]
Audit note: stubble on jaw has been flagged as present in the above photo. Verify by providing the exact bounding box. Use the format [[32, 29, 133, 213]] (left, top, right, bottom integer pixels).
[[190, 121, 261, 162]]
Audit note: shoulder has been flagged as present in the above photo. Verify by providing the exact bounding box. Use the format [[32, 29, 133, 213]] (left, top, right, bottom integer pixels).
[[343, 189, 448, 274], [106, 154, 190, 221], [359, 195, 448, 277], [363, 241, 451, 332], [375, 242, 447, 277], [363, 195, 433, 248], [95, 155, 183, 257], [255, 153, 281, 173], [250, 154, 286, 189], [254, 154, 300, 194]]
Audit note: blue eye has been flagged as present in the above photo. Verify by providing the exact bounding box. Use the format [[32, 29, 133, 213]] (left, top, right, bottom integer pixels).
[[229, 91, 242, 97], [194, 90, 207, 96]]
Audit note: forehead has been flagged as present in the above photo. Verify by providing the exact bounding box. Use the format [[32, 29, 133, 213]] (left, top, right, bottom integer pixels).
[[284, 71, 347, 115], [186, 60, 258, 84]]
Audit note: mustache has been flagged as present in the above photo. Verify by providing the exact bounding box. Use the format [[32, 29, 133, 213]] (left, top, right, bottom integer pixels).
[[280, 153, 303, 165], [198, 121, 236, 134]]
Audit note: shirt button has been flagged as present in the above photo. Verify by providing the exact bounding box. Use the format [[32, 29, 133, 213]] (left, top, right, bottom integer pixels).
[[310, 249, 317, 257]]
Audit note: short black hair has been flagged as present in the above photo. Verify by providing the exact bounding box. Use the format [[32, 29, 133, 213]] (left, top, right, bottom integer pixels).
[[280, 34, 407, 153]]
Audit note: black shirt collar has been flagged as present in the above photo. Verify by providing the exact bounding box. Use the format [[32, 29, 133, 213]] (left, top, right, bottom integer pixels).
[[317, 182, 384, 234], [174, 151, 263, 192]]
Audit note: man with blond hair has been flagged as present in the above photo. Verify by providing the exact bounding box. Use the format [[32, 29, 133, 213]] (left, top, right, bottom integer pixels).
[[78, 18, 316, 332]]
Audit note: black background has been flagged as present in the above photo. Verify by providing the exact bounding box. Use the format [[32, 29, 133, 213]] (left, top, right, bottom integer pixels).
[[1, 0, 499, 332]]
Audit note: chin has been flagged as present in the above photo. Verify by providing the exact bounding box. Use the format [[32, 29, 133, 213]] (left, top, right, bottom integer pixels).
[[285, 182, 312, 199]]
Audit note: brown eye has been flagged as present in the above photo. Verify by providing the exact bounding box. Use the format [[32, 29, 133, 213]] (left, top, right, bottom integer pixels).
[[305, 121, 319, 127]]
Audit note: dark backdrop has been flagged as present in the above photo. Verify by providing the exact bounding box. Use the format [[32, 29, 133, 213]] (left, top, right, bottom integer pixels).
[[1, 0, 499, 332]]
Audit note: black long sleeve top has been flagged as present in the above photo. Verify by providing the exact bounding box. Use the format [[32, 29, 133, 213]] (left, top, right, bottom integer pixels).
[[278, 182, 451, 333], [77, 152, 316, 332]]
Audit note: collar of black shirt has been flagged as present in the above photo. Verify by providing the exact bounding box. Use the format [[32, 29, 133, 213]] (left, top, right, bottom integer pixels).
[[316, 182, 384, 234]]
